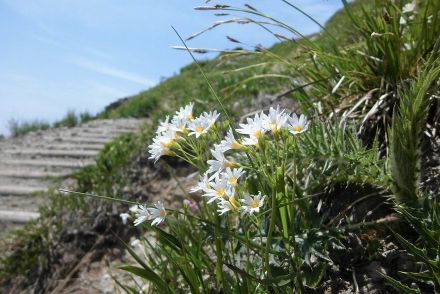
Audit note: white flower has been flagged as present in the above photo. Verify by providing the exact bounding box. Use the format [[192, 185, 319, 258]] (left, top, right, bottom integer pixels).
[[201, 110, 220, 128], [241, 192, 265, 215], [134, 205, 150, 226], [219, 128, 243, 152], [120, 213, 130, 225], [148, 131, 175, 162], [188, 117, 211, 138], [221, 167, 245, 186], [400, 16, 407, 25], [190, 172, 211, 193], [288, 113, 308, 135], [171, 116, 189, 134], [129, 205, 140, 214], [402, 2, 416, 14], [147, 201, 167, 226], [236, 112, 267, 145], [217, 196, 240, 215], [175, 102, 194, 121], [207, 146, 235, 175], [202, 176, 234, 204], [157, 115, 172, 134], [263, 106, 289, 134]]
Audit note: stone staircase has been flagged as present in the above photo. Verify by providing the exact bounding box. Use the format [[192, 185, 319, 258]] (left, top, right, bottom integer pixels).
[[0, 118, 144, 224]]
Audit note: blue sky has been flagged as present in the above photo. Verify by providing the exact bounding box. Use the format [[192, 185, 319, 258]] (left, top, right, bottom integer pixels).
[[0, 0, 343, 136]]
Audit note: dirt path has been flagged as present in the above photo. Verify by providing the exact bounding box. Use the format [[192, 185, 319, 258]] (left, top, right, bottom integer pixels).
[[0, 118, 145, 225]]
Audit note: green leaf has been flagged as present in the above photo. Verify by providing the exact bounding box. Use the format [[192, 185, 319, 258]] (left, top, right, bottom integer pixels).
[[392, 230, 430, 265], [380, 273, 421, 294], [303, 263, 326, 289], [119, 265, 170, 293], [153, 226, 182, 252], [399, 270, 433, 282], [112, 276, 139, 294]]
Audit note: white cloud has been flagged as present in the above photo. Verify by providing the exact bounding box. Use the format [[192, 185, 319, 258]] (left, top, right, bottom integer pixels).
[[68, 58, 156, 86]]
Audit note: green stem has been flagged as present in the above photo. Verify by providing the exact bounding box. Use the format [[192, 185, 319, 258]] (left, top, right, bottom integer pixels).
[[214, 213, 225, 290], [265, 190, 277, 280]]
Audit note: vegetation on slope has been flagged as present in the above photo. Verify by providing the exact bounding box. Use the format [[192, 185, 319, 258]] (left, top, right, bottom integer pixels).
[[1, 0, 440, 292]]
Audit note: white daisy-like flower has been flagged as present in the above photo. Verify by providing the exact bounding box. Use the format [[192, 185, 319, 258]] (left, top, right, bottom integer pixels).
[[399, 16, 407, 25], [219, 128, 243, 152], [240, 192, 265, 215], [171, 116, 189, 134], [129, 204, 140, 214], [402, 2, 416, 14], [188, 116, 211, 138], [221, 167, 245, 186], [157, 115, 172, 134], [134, 205, 150, 226], [201, 110, 220, 128], [148, 131, 175, 162], [202, 177, 234, 204], [175, 102, 194, 121], [288, 113, 308, 135], [263, 106, 289, 134], [236, 112, 267, 145], [217, 196, 240, 215], [120, 213, 130, 225], [190, 172, 211, 193], [147, 201, 167, 226], [207, 146, 235, 175]]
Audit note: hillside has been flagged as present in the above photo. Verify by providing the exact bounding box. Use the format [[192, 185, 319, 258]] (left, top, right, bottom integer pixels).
[[1, 1, 440, 292]]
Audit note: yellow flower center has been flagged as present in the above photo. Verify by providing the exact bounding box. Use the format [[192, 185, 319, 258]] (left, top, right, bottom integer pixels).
[[292, 125, 303, 132], [231, 141, 242, 150], [271, 123, 279, 133], [159, 209, 167, 217], [249, 200, 260, 209], [216, 188, 225, 197], [228, 176, 237, 186], [254, 129, 263, 138], [187, 113, 193, 120], [161, 139, 174, 148], [195, 126, 204, 134]]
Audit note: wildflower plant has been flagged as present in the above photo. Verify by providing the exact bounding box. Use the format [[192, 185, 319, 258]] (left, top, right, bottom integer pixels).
[[115, 99, 387, 293]]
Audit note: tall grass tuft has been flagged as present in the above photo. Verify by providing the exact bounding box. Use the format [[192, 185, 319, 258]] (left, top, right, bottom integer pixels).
[[389, 54, 440, 204], [8, 119, 50, 137]]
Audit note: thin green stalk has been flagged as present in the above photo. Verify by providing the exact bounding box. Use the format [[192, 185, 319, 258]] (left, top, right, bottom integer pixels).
[[58, 189, 138, 205], [265, 189, 278, 280], [172, 26, 233, 124], [214, 213, 226, 290]]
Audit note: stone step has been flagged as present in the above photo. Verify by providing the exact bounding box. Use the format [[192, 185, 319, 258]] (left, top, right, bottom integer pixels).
[[3, 149, 99, 158], [19, 143, 104, 151], [0, 185, 45, 196], [0, 159, 94, 168], [45, 137, 112, 145], [0, 210, 40, 223], [67, 132, 117, 139], [0, 169, 71, 179], [79, 128, 136, 134]]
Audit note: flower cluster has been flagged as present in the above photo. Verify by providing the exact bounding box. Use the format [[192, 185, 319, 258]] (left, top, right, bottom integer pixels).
[[120, 202, 167, 226], [125, 104, 309, 226], [162, 104, 308, 216], [148, 102, 220, 162]]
